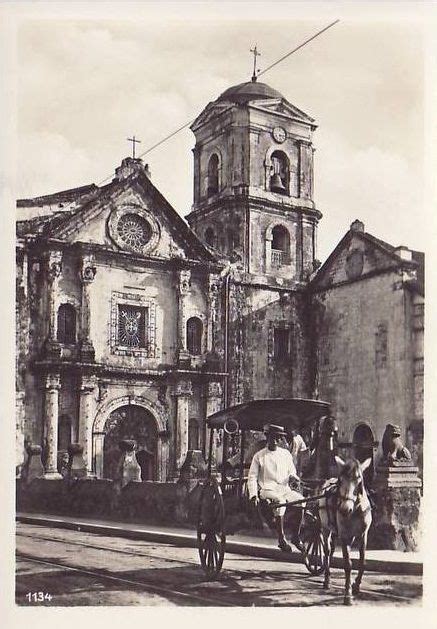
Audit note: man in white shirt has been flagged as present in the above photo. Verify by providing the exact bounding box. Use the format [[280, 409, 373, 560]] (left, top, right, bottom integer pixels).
[[248, 424, 304, 551]]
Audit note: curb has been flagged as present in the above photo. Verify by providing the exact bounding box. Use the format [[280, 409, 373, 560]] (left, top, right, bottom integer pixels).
[[17, 514, 422, 577]]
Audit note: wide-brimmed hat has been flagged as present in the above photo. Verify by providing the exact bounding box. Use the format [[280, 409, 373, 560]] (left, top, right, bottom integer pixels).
[[264, 424, 287, 437]]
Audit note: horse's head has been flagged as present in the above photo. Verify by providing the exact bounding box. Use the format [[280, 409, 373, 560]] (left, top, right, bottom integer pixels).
[[335, 456, 371, 516]]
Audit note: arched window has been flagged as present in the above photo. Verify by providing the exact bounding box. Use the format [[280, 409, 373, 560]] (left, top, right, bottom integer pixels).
[[58, 415, 72, 451], [207, 154, 219, 196], [57, 304, 77, 344], [205, 227, 215, 247], [186, 317, 203, 355], [271, 225, 290, 268], [270, 151, 289, 194], [188, 418, 200, 451]]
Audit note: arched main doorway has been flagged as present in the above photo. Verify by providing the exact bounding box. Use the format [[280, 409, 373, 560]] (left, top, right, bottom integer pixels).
[[103, 405, 157, 480], [353, 423, 375, 486]]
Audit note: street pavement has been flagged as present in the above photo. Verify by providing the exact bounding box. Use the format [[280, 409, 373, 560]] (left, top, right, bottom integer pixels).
[[16, 521, 422, 607], [17, 512, 423, 575]]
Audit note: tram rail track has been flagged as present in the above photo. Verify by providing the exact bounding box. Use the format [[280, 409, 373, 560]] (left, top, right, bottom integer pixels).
[[16, 528, 416, 605], [16, 553, 238, 607]]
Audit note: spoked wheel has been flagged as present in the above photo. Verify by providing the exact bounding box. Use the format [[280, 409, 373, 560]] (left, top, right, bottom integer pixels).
[[299, 504, 326, 576], [197, 477, 226, 577]]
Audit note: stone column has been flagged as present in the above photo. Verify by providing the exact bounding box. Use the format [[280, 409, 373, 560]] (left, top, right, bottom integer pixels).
[[44, 251, 62, 358], [78, 374, 98, 475], [79, 254, 97, 362], [16, 391, 26, 476], [207, 274, 220, 352], [176, 269, 191, 366], [43, 372, 62, 479], [173, 380, 193, 472]]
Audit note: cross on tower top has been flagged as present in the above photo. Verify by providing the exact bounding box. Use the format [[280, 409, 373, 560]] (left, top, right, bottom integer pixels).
[[250, 45, 261, 82], [127, 135, 141, 159]]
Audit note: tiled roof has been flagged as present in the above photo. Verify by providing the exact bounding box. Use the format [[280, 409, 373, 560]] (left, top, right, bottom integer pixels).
[[17, 184, 98, 208]]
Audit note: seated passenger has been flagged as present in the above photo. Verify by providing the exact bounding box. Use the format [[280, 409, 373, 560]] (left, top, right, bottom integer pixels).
[[248, 423, 304, 552]]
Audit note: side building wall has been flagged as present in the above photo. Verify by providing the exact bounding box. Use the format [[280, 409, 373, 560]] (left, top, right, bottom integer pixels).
[[313, 271, 417, 463]]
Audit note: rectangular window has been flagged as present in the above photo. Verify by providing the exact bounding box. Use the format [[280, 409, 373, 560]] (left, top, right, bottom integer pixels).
[[117, 305, 148, 348], [273, 328, 290, 362]]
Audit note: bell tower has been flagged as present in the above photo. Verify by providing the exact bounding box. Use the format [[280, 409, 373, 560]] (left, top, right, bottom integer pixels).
[[186, 78, 322, 283]]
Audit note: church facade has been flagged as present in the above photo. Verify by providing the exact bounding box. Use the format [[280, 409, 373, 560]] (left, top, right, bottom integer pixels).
[[16, 78, 424, 481]]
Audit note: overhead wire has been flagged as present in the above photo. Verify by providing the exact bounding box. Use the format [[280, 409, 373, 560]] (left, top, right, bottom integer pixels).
[[93, 20, 340, 188]]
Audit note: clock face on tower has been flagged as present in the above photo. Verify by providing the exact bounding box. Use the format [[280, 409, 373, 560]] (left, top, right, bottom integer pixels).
[[272, 126, 286, 143]]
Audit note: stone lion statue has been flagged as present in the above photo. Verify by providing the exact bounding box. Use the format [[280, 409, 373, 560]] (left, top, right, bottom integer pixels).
[[381, 424, 412, 464]]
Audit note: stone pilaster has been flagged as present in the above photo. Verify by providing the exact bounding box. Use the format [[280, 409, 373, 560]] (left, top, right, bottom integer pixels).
[[173, 380, 193, 471], [43, 251, 62, 358], [43, 372, 62, 479], [207, 273, 220, 352], [78, 374, 98, 475], [79, 255, 97, 362], [177, 269, 191, 365]]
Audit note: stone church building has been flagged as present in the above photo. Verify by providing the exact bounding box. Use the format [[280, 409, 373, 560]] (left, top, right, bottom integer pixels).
[[16, 78, 424, 481]]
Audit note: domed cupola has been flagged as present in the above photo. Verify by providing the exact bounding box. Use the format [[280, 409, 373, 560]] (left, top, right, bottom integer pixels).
[[217, 80, 285, 104]]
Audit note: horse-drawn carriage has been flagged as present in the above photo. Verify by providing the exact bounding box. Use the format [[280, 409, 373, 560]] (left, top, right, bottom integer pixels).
[[196, 398, 372, 605], [197, 398, 334, 575]]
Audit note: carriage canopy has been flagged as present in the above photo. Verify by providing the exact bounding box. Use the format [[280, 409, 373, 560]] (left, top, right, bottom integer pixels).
[[206, 398, 331, 433]]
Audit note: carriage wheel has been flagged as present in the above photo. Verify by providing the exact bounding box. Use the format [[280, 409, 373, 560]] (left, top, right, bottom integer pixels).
[[197, 478, 226, 577], [299, 505, 326, 576]]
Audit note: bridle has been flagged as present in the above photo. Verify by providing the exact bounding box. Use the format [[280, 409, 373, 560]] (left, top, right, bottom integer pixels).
[[336, 465, 368, 516]]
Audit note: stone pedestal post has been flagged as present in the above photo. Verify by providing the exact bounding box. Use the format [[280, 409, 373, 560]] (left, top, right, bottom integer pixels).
[[173, 380, 193, 472], [43, 373, 62, 479], [79, 255, 96, 362], [43, 251, 62, 359], [114, 439, 142, 488], [176, 269, 191, 366], [370, 462, 422, 551], [22, 444, 45, 483], [67, 443, 87, 479], [78, 374, 97, 476]]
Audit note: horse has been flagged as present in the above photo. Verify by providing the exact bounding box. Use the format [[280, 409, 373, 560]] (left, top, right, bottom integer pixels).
[[307, 416, 373, 605]]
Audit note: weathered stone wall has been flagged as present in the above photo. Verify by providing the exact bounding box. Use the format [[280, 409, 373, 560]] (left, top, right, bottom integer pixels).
[[16, 478, 204, 526], [227, 282, 312, 404], [314, 272, 415, 450]]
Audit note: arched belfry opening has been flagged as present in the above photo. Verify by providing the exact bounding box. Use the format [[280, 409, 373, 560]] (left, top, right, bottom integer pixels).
[[207, 153, 219, 196], [270, 151, 289, 194], [271, 224, 290, 267], [102, 405, 157, 480]]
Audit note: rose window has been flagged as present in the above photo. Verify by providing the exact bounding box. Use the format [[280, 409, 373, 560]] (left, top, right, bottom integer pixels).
[[117, 213, 152, 251]]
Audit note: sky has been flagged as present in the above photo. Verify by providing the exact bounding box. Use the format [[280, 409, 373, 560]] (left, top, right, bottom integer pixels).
[[11, 3, 432, 261]]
